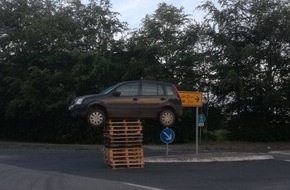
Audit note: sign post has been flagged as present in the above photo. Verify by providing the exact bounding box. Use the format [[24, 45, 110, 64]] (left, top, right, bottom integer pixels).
[[179, 91, 203, 155], [160, 128, 175, 156], [195, 107, 199, 154]]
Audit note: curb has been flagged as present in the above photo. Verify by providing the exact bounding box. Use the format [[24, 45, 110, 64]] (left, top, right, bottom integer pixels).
[[144, 153, 274, 163]]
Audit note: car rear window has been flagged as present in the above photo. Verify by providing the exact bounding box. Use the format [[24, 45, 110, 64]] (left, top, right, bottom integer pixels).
[[164, 85, 175, 96]]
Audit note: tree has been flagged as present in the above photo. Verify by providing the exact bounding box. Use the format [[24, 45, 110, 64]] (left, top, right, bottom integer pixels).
[[0, 0, 127, 142], [129, 3, 202, 89], [199, 0, 290, 140]]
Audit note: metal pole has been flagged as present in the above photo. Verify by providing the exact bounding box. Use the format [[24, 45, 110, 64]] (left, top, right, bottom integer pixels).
[[166, 143, 168, 157], [199, 127, 202, 143], [196, 107, 199, 155]]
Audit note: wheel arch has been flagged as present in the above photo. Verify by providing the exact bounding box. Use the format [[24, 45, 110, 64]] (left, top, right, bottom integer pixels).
[[159, 105, 177, 116], [87, 103, 108, 118]]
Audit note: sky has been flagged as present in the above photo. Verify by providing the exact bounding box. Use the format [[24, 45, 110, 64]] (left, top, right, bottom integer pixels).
[[85, 0, 213, 29]]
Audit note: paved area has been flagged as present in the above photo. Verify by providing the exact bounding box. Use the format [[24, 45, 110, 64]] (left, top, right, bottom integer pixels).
[[0, 163, 140, 190], [0, 141, 289, 163]]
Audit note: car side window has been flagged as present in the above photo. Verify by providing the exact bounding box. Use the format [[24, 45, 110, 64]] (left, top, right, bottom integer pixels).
[[165, 85, 174, 96], [141, 83, 165, 96], [158, 84, 165, 96], [142, 83, 157, 95], [116, 82, 139, 96]]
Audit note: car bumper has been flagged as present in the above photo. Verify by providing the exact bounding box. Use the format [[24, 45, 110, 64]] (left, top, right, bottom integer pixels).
[[68, 104, 87, 117]]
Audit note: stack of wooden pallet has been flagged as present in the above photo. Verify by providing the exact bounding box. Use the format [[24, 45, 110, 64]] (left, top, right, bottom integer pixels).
[[104, 119, 144, 169]]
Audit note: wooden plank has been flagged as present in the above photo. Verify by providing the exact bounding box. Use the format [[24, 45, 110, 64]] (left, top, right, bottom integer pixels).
[[105, 125, 142, 129], [104, 148, 143, 153], [104, 148, 143, 159], [104, 137, 142, 142], [105, 158, 144, 165], [104, 127, 142, 135], [104, 150, 143, 155], [105, 127, 142, 132], [108, 164, 144, 169], [106, 119, 141, 126], [105, 153, 143, 157], [104, 134, 142, 139], [104, 141, 143, 147], [106, 160, 144, 166]]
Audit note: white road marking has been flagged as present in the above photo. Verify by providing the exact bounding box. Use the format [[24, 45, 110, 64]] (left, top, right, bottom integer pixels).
[[123, 182, 164, 190]]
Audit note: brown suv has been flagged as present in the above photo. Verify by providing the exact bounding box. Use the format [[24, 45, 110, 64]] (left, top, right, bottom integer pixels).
[[68, 80, 183, 127]]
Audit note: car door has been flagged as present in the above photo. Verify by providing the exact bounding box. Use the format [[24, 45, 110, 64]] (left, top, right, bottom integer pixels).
[[105, 82, 140, 118], [139, 82, 166, 118]]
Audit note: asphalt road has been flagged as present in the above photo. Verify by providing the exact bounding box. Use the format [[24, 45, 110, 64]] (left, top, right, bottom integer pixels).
[[0, 147, 290, 190]]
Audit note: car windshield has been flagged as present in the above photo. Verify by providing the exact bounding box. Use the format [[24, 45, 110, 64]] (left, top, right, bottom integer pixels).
[[99, 84, 119, 95]]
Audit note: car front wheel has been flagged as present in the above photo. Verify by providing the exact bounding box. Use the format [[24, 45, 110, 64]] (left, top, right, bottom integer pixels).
[[159, 109, 175, 127], [86, 108, 106, 127]]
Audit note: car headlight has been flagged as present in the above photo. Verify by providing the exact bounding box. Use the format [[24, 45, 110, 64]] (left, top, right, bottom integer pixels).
[[75, 98, 84, 105]]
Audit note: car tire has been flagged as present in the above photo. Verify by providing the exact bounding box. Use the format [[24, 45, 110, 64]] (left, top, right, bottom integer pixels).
[[86, 108, 106, 127], [159, 109, 175, 127]]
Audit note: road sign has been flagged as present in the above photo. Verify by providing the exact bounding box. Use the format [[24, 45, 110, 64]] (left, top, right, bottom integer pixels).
[[160, 128, 175, 144], [198, 114, 206, 123], [179, 91, 203, 107], [198, 122, 205, 127]]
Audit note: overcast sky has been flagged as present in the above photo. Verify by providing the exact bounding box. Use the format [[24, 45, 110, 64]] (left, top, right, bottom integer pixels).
[[83, 0, 213, 29]]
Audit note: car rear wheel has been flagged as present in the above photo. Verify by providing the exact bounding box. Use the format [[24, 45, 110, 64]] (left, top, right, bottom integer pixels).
[[86, 108, 106, 127], [159, 109, 175, 127]]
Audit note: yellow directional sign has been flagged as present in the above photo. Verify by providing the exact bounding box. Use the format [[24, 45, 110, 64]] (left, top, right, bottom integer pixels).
[[179, 91, 203, 107]]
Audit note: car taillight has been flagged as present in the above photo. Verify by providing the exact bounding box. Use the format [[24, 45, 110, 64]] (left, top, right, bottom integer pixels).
[[173, 85, 181, 100]]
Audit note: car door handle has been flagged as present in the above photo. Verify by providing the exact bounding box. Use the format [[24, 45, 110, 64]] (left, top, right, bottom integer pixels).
[[160, 97, 166, 101], [133, 98, 139, 101]]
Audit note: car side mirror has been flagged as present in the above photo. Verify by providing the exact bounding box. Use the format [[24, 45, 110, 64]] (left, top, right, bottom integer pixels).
[[113, 91, 121, 96]]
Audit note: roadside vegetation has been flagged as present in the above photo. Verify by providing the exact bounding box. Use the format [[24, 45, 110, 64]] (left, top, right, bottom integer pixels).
[[0, 0, 289, 143]]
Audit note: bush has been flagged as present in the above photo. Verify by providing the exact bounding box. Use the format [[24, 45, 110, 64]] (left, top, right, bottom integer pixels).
[[205, 129, 229, 142]]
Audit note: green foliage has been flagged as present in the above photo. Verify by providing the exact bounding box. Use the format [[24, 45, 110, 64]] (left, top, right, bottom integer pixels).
[[199, 0, 290, 141], [205, 129, 229, 142], [0, 0, 126, 142], [130, 3, 202, 87]]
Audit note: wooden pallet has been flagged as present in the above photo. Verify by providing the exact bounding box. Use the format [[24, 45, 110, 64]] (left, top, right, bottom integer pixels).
[[104, 135, 143, 142], [106, 119, 142, 126], [104, 135, 142, 142], [104, 143, 143, 148], [104, 132, 142, 137], [103, 119, 144, 169], [104, 126, 142, 135], [107, 163, 144, 169], [104, 148, 144, 169], [104, 148, 143, 157], [106, 159, 144, 167], [104, 140, 143, 148]]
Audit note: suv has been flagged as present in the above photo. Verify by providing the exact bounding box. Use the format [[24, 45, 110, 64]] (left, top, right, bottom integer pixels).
[[68, 80, 183, 127]]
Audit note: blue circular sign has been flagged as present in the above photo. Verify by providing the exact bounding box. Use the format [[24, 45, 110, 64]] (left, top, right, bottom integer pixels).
[[198, 114, 206, 123], [160, 128, 175, 144]]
